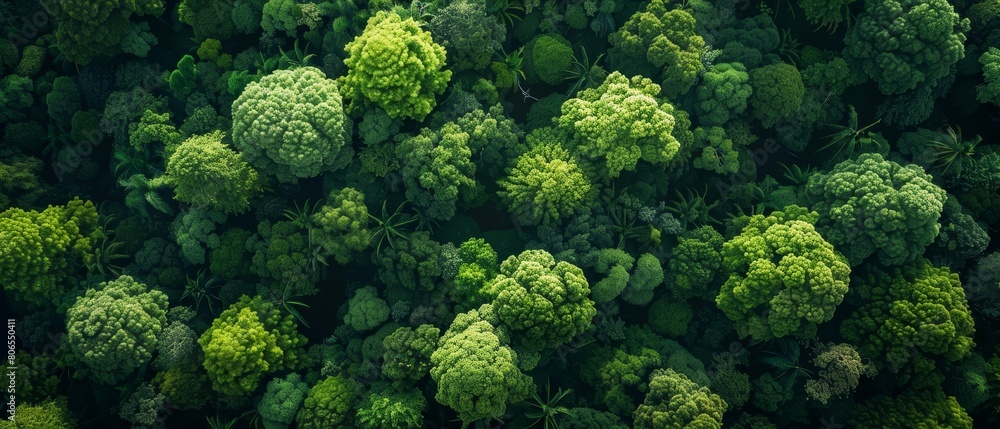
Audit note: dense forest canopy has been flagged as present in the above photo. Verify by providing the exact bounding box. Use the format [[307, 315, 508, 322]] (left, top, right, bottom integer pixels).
[[1, 0, 999, 428]]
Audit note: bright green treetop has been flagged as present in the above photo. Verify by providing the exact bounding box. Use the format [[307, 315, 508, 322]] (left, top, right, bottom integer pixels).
[[748, 63, 805, 128], [377, 231, 443, 293], [295, 375, 362, 429], [845, 0, 969, 95], [692, 126, 740, 175], [257, 373, 309, 429], [633, 368, 727, 429], [261, 0, 301, 36], [0, 397, 76, 429], [382, 324, 441, 383], [530, 35, 575, 86], [851, 386, 972, 429], [716, 206, 851, 341], [557, 72, 680, 178], [341, 11, 452, 121], [429, 305, 533, 424], [667, 226, 725, 301], [0, 198, 98, 306], [66, 276, 169, 385], [249, 220, 319, 294], [198, 295, 307, 396], [485, 250, 596, 350], [311, 187, 371, 265], [456, 104, 526, 178], [345, 286, 390, 332], [841, 261, 975, 386], [805, 153, 947, 266], [450, 238, 500, 310], [397, 123, 481, 221], [154, 131, 260, 215], [694, 63, 752, 127], [607, 0, 706, 99], [356, 385, 427, 429], [129, 110, 182, 152], [498, 143, 593, 226], [232, 67, 352, 183], [979, 47, 1000, 106]]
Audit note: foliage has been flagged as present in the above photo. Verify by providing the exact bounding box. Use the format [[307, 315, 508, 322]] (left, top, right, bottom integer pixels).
[[648, 299, 693, 339], [581, 343, 661, 415], [377, 230, 442, 293], [804, 342, 876, 404], [525, 380, 574, 429], [262, 0, 302, 37], [429, 0, 505, 72], [457, 104, 526, 178], [0, 397, 76, 429], [530, 35, 574, 85], [66, 275, 169, 384], [749, 63, 805, 128], [345, 285, 390, 332], [119, 382, 167, 426], [382, 324, 440, 383], [805, 153, 948, 266], [667, 226, 725, 301], [845, 0, 969, 96], [607, 0, 705, 99], [48, 0, 164, 65], [498, 143, 593, 226], [341, 11, 452, 121], [154, 131, 260, 215], [0, 75, 32, 123], [798, 0, 855, 31], [818, 105, 884, 165], [557, 72, 681, 178], [851, 386, 972, 429], [295, 375, 362, 429], [152, 321, 197, 376], [692, 126, 740, 174], [312, 187, 371, 265], [486, 250, 597, 351], [257, 373, 309, 429], [621, 253, 664, 306], [232, 67, 352, 183], [429, 305, 534, 423], [633, 368, 728, 429], [716, 206, 851, 341], [356, 385, 427, 429], [3, 0, 1000, 426], [695, 63, 752, 127], [980, 48, 1000, 105], [0, 198, 98, 306], [198, 295, 307, 396], [561, 407, 627, 429], [367, 200, 419, 258], [450, 238, 500, 310], [841, 261, 975, 386], [178, 0, 235, 41], [249, 220, 320, 295], [396, 123, 482, 221], [173, 207, 227, 265]]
